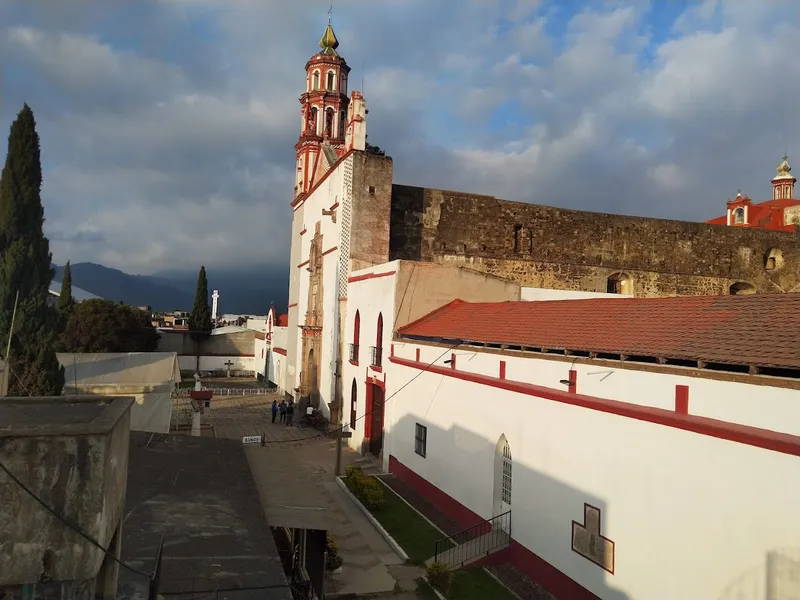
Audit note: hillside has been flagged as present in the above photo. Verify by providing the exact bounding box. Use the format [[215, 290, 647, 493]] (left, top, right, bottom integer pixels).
[[53, 262, 288, 314]]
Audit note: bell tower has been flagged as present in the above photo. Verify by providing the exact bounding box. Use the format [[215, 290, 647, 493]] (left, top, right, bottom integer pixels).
[[772, 155, 795, 200], [294, 20, 352, 198]]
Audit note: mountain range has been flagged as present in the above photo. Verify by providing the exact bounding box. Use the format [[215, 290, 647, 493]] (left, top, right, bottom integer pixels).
[[52, 262, 289, 315]]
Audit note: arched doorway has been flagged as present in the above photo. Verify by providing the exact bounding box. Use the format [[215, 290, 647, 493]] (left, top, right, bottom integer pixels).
[[729, 282, 756, 295], [493, 435, 512, 532]]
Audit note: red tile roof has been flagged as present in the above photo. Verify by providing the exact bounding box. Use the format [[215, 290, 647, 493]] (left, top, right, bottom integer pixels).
[[397, 294, 800, 370]]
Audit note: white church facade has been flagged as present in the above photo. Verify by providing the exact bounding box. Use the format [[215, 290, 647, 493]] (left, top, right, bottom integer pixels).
[[342, 262, 800, 600], [280, 21, 800, 600]]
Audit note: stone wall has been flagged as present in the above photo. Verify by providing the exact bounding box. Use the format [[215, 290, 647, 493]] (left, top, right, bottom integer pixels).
[[390, 185, 800, 296], [157, 330, 256, 356]]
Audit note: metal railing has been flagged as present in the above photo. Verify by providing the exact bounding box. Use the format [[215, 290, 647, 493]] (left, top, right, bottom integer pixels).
[[370, 346, 383, 367], [434, 510, 511, 566], [349, 343, 359, 362]]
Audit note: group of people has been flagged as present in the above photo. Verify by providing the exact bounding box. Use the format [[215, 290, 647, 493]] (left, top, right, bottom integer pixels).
[[271, 398, 295, 425]]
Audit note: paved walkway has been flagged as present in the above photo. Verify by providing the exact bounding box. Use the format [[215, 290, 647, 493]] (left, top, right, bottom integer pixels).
[[209, 393, 424, 597]]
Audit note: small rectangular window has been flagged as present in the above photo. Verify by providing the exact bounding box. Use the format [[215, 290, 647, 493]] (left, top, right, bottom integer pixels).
[[414, 423, 427, 458], [368, 185, 376, 194]]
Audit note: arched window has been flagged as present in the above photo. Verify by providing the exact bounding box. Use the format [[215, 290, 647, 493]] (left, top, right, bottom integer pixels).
[[325, 108, 334, 138], [339, 110, 346, 138], [734, 207, 745, 224], [493, 434, 512, 532], [786, 186, 792, 199], [372, 313, 383, 367], [350, 379, 357, 429], [765, 248, 782, 271], [326, 71, 335, 91], [341, 74, 348, 95], [606, 272, 631, 295], [350, 311, 360, 363], [312, 71, 320, 90]]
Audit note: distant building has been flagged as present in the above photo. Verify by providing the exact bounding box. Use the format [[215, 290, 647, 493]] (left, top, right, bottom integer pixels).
[[707, 155, 799, 231], [48, 277, 100, 307]]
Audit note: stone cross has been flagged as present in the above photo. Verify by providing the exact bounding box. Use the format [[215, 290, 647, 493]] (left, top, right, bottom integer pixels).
[[571, 503, 615, 573], [224, 360, 234, 378]]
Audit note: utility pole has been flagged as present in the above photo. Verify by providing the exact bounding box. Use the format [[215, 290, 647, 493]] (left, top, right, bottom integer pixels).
[[2, 291, 19, 397]]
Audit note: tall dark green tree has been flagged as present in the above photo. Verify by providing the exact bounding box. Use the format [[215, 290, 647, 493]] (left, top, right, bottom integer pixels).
[[58, 261, 74, 313], [188, 266, 212, 371], [0, 104, 64, 395]]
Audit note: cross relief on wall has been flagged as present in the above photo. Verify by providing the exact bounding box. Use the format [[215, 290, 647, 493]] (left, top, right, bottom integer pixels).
[[571, 503, 615, 574]]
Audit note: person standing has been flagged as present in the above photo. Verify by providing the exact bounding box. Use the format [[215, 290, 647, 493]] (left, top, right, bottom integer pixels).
[[279, 399, 287, 423], [271, 400, 278, 424], [286, 399, 295, 426]]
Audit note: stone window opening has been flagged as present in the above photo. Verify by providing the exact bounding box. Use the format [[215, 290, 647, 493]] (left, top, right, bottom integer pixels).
[[513, 224, 523, 253], [606, 272, 631, 295], [326, 71, 335, 91], [765, 248, 783, 271], [729, 281, 756, 295], [734, 208, 745, 224], [312, 71, 320, 90]]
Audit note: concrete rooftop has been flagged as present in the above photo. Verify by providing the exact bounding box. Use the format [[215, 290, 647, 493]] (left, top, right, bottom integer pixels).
[[117, 431, 292, 600], [0, 396, 134, 437]]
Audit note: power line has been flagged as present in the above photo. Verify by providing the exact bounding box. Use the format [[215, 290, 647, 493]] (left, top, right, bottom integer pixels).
[[0, 459, 154, 579], [261, 342, 460, 445]]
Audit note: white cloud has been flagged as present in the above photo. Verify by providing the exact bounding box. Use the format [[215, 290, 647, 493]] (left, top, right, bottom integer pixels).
[[1, 0, 798, 274]]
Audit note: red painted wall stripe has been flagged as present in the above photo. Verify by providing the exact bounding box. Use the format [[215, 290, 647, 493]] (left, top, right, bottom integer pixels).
[[389, 455, 600, 600], [273, 348, 287, 356], [321, 246, 338, 256], [568, 369, 577, 394], [499, 360, 506, 379], [675, 385, 689, 415], [389, 355, 800, 457], [348, 270, 397, 283], [288, 303, 298, 309]]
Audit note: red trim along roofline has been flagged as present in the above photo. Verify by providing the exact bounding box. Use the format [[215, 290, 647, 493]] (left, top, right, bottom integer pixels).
[[273, 348, 287, 356], [348, 270, 397, 283], [292, 149, 357, 210], [389, 354, 800, 457]]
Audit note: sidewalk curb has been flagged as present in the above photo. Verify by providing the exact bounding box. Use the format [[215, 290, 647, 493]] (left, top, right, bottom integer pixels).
[[335, 476, 409, 562]]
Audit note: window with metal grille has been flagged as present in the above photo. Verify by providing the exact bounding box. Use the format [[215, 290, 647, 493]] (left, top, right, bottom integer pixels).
[[414, 423, 427, 458], [501, 440, 512, 505]]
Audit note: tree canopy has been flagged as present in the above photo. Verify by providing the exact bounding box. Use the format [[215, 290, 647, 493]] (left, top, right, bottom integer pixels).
[[60, 299, 160, 353], [58, 261, 74, 313], [189, 265, 212, 341], [0, 104, 64, 395]]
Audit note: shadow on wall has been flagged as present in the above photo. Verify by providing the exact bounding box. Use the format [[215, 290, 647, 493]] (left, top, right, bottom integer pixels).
[[390, 416, 630, 600], [720, 547, 800, 600]]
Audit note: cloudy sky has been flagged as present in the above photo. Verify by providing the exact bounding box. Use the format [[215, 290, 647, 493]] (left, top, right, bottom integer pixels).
[[1, 0, 798, 275]]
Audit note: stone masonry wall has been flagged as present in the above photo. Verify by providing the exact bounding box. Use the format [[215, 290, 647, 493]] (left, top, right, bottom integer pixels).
[[390, 185, 800, 296]]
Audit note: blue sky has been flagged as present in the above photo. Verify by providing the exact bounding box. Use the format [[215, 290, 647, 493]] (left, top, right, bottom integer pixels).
[[0, 0, 798, 273]]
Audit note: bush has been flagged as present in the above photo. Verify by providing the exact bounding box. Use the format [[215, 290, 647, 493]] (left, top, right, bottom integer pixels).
[[344, 465, 385, 510], [326, 532, 343, 571], [426, 562, 452, 593]]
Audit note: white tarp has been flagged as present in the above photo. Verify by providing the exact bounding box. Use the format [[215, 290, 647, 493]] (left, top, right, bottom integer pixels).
[[57, 352, 181, 434]]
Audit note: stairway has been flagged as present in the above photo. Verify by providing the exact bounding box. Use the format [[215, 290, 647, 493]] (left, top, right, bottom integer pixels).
[[347, 455, 382, 476], [426, 510, 512, 571], [426, 528, 511, 570]]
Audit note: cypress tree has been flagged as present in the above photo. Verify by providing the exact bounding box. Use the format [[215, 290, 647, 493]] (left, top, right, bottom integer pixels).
[[58, 261, 74, 313], [188, 266, 212, 371], [0, 104, 65, 395]]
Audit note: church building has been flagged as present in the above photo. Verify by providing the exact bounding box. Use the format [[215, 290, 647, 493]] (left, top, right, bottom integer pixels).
[[284, 22, 800, 421], [707, 155, 799, 231]]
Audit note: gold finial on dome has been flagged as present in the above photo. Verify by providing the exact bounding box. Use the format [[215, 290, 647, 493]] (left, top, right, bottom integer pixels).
[[777, 153, 791, 175], [319, 23, 339, 55]]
